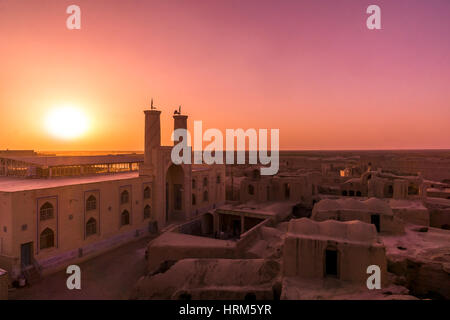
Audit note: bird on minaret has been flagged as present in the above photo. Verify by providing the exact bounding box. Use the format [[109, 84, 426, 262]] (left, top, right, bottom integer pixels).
[[174, 105, 182, 115]]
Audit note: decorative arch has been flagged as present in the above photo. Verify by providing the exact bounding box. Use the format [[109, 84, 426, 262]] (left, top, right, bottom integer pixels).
[[40, 202, 54, 221], [86, 217, 97, 236], [121, 190, 129, 204], [86, 195, 97, 211], [143, 186, 151, 199], [121, 210, 130, 226], [166, 163, 185, 222], [40, 228, 55, 249]]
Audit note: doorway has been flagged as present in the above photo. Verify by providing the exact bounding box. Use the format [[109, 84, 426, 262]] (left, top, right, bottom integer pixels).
[[174, 184, 182, 210], [21, 242, 33, 267], [371, 214, 380, 232], [232, 219, 241, 237], [166, 164, 184, 222], [325, 248, 338, 277]]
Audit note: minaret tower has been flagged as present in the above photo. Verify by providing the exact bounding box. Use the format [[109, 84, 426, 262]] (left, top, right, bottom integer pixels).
[[140, 98, 161, 176], [172, 105, 188, 145]]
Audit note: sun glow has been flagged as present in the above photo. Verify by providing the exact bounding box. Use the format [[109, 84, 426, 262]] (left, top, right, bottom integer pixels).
[[45, 106, 89, 140]]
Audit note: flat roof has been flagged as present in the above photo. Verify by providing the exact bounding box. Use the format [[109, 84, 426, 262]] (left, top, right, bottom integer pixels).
[[0, 154, 143, 167], [0, 172, 140, 192], [216, 201, 295, 218], [150, 231, 236, 249]]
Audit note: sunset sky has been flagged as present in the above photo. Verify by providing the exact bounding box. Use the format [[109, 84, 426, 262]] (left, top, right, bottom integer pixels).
[[1, 0, 449, 151]]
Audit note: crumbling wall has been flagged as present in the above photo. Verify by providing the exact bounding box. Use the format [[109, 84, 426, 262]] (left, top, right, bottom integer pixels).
[[429, 208, 450, 229], [388, 254, 450, 299], [146, 233, 237, 273], [392, 207, 429, 226], [133, 258, 280, 300]]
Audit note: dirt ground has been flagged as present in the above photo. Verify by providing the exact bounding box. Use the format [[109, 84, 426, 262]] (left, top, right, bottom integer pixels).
[[9, 236, 151, 300]]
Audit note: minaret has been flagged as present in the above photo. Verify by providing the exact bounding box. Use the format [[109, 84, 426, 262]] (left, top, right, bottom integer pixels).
[[140, 99, 161, 176], [173, 105, 188, 145]]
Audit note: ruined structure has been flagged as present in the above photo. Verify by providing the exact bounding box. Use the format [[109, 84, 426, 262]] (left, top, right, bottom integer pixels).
[[340, 170, 425, 200], [132, 151, 450, 300], [311, 198, 405, 234]]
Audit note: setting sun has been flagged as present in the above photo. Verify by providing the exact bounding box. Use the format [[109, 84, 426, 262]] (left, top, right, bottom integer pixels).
[[45, 106, 89, 140]]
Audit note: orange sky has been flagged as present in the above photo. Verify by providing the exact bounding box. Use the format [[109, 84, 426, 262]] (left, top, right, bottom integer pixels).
[[1, 0, 449, 151]]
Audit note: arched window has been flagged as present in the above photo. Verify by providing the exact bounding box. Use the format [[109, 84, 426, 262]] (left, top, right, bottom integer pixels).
[[40, 228, 54, 249], [144, 205, 151, 220], [349, 190, 355, 196], [121, 210, 130, 226], [356, 191, 362, 197], [342, 190, 347, 196], [216, 175, 221, 184], [192, 179, 196, 189], [143, 187, 151, 199], [121, 190, 129, 204], [192, 194, 196, 205], [203, 177, 208, 187], [86, 195, 97, 211], [86, 218, 97, 237], [203, 190, 209, 202], [248, 184, 255, 195], [40, 202, 54, 221]]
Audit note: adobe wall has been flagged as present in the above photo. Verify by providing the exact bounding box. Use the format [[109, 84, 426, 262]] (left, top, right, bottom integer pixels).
[[391, 207, 429, 226], [429, 208, 450, 229], [312, 209, 404, 234], [283, 236, 388, 285]]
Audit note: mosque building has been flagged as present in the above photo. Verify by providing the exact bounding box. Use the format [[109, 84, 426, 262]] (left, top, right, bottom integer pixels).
[[0, 101, 225, 282]]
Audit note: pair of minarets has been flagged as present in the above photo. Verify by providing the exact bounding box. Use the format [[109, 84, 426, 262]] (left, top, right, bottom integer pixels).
[[142, 99, 187, 173]]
